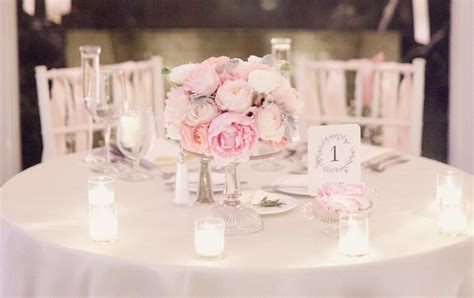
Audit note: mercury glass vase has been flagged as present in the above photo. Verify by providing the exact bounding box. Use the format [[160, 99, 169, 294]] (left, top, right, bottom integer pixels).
[[196, 157, 214, 204], [210, 162, 263, 235]]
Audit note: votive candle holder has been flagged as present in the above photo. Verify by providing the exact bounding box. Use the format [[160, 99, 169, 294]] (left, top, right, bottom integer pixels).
[[339, 210, 370, 257], [194, 217, 225, 258]]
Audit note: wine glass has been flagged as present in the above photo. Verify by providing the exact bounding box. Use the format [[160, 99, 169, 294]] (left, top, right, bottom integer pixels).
[[80, 45, 102, 164], [117, 110, 156, 181], [92, 69, 126, 174]]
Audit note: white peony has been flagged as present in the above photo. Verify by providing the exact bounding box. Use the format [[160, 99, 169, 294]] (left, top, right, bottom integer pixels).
[[169, 63, 197, 84], [248, 69, 280, 94]]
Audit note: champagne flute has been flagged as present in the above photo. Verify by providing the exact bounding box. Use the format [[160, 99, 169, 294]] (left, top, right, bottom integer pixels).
[[117, 110, 156, 181], [80, 45, 102, 164], [92, 69, 126, 174]]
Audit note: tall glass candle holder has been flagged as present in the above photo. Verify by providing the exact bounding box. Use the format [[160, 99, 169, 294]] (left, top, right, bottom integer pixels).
[[194, 217, 225, 258], [88, 176, 115, 205], [88, 176, 117, 242], [437, 170, 463, 205], [89, 203, 118, 243], [339, 209, 370, 257]]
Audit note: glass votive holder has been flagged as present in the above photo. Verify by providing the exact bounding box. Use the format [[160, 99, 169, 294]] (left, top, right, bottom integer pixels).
[[88, 176, 115, 205], [339, 210, 370, 257], [194, 217, 225, 258], [439, 201, 467, 236], [437, 170, 463, 205], [89, 203, 118, 243]]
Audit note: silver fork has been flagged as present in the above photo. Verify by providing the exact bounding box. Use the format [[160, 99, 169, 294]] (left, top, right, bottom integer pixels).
[[369, 157, 409, 172]]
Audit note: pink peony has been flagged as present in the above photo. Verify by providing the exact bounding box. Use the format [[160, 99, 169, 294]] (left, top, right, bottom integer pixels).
[[180, 124, 210, 155], [163, 87, 190, 139], [256, 103, 285, 142], [313, 183, 368, 215], [185, 97, 219, 126], [184, 62, 220, 96], [208, 112, 258, 163], [215, 79, 254, 112]]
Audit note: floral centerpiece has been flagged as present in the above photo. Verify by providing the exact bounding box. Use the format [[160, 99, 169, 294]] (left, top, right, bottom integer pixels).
[[162, 55, 302, 164]]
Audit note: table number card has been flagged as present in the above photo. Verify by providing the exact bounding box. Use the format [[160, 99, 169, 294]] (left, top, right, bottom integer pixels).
[[308, 124, 361, 193]]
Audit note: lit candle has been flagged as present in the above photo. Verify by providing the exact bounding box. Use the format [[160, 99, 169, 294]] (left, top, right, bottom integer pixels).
[[339, 213, 369, 257], [194, 217, 225, 258], [89, 204, 118, 242], [88, 176, 115, 205], [437, 171, 463, 205], [439, 203, 467, 236]]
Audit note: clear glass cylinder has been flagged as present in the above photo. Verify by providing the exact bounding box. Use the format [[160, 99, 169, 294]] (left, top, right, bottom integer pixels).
[[339, 209, 370, 257], [89, 203, 118, 243], [439, 200, 467, 236], [271, 37, 292, 65], [437, 170, 463, 205], [88, 176, 115, 205], [194, 217, 225, 258]]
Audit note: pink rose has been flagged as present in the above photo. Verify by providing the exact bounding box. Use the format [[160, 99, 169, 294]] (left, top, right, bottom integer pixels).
[[270, 79, 302, 114], [204, 56, 230, 67], [208, 112, 258, 163], [256, 103, 285, 142], [215, 79, 254, 112], [180, 124, 210, 155], [184, 62, 220, 96], [219, 69, 240, 83], [185, 97, 219, 125], [163, 87, 190, 139]]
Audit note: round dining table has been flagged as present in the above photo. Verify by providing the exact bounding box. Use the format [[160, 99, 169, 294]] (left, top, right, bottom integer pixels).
[[1, 149, 472, 297]]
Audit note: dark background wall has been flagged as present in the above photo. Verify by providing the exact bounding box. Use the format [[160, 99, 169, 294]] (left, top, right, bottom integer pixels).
[[18, 0, 450, 169]]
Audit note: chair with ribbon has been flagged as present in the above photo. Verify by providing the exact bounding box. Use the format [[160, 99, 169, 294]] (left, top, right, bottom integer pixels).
[[295, 57, 426, 156], [35, 56, 165, 162]]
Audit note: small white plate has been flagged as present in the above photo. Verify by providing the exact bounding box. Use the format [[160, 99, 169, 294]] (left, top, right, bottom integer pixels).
[[239, 191, 298, 215], [273, 175, 310, 196]]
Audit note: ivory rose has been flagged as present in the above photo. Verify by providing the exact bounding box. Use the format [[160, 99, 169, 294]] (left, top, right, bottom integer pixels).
[[215, 79, 254, 112], [185, 97, 219, 126], [163, 87, 190, 139], [208, 112, 258, 163], [204, 56, 230, 67], [234, 62, 274, 80], [256, 103, 285, 142], [270, 79, 303, 114], [248, 69, 280, 94], [180, 124, 210, 155], [169, 63, 197, 84], [184, 62, 220, 96]]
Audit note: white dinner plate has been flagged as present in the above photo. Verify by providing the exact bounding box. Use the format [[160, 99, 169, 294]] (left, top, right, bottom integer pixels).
[[239, 191, 298, 215], [272, 175, 310, 196]]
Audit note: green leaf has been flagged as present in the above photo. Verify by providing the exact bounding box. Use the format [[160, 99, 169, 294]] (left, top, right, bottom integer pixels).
[[280, 62, 291, 72], [161, 67, 171, 76]]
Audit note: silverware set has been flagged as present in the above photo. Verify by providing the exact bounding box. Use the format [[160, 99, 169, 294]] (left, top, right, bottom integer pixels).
[[363, 153, 409, 172]]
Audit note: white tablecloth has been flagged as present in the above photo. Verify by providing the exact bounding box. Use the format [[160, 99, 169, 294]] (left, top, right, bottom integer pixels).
[[1, 151, 473, 297]]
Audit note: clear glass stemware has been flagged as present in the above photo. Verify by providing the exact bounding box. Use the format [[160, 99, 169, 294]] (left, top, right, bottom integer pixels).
[[80, 45, 102, 164], [117, 110, 156, 181], [92, 70, 126, 174]]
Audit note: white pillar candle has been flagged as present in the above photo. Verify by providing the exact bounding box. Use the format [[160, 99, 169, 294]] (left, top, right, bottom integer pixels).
[[119, 113, 144, 148], [89, 204, 118, 242], [339, 213, 369, 257], [437, 171, 463, 205], [88, 176, 115, 205], [194, 217, 225, 258], [439, 203, 467, 236]]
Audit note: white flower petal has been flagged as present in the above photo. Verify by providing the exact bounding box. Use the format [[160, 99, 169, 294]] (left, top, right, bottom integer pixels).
[[169, 63, 197, 84], [248, 69, 280, 94]]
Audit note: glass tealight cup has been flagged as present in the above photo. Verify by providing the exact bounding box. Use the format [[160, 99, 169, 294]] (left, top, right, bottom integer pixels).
[[194, 217, 225, 258], [436, 170, 463, 205], [339, 208, 370, 257]]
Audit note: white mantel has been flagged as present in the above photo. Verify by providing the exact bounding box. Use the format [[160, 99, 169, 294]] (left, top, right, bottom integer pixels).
[[0, 0, 22, 186]]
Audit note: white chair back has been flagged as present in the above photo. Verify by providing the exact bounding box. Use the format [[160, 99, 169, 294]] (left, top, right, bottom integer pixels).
[[35, 56, 165, 161], [295, 57, 426, 155]]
